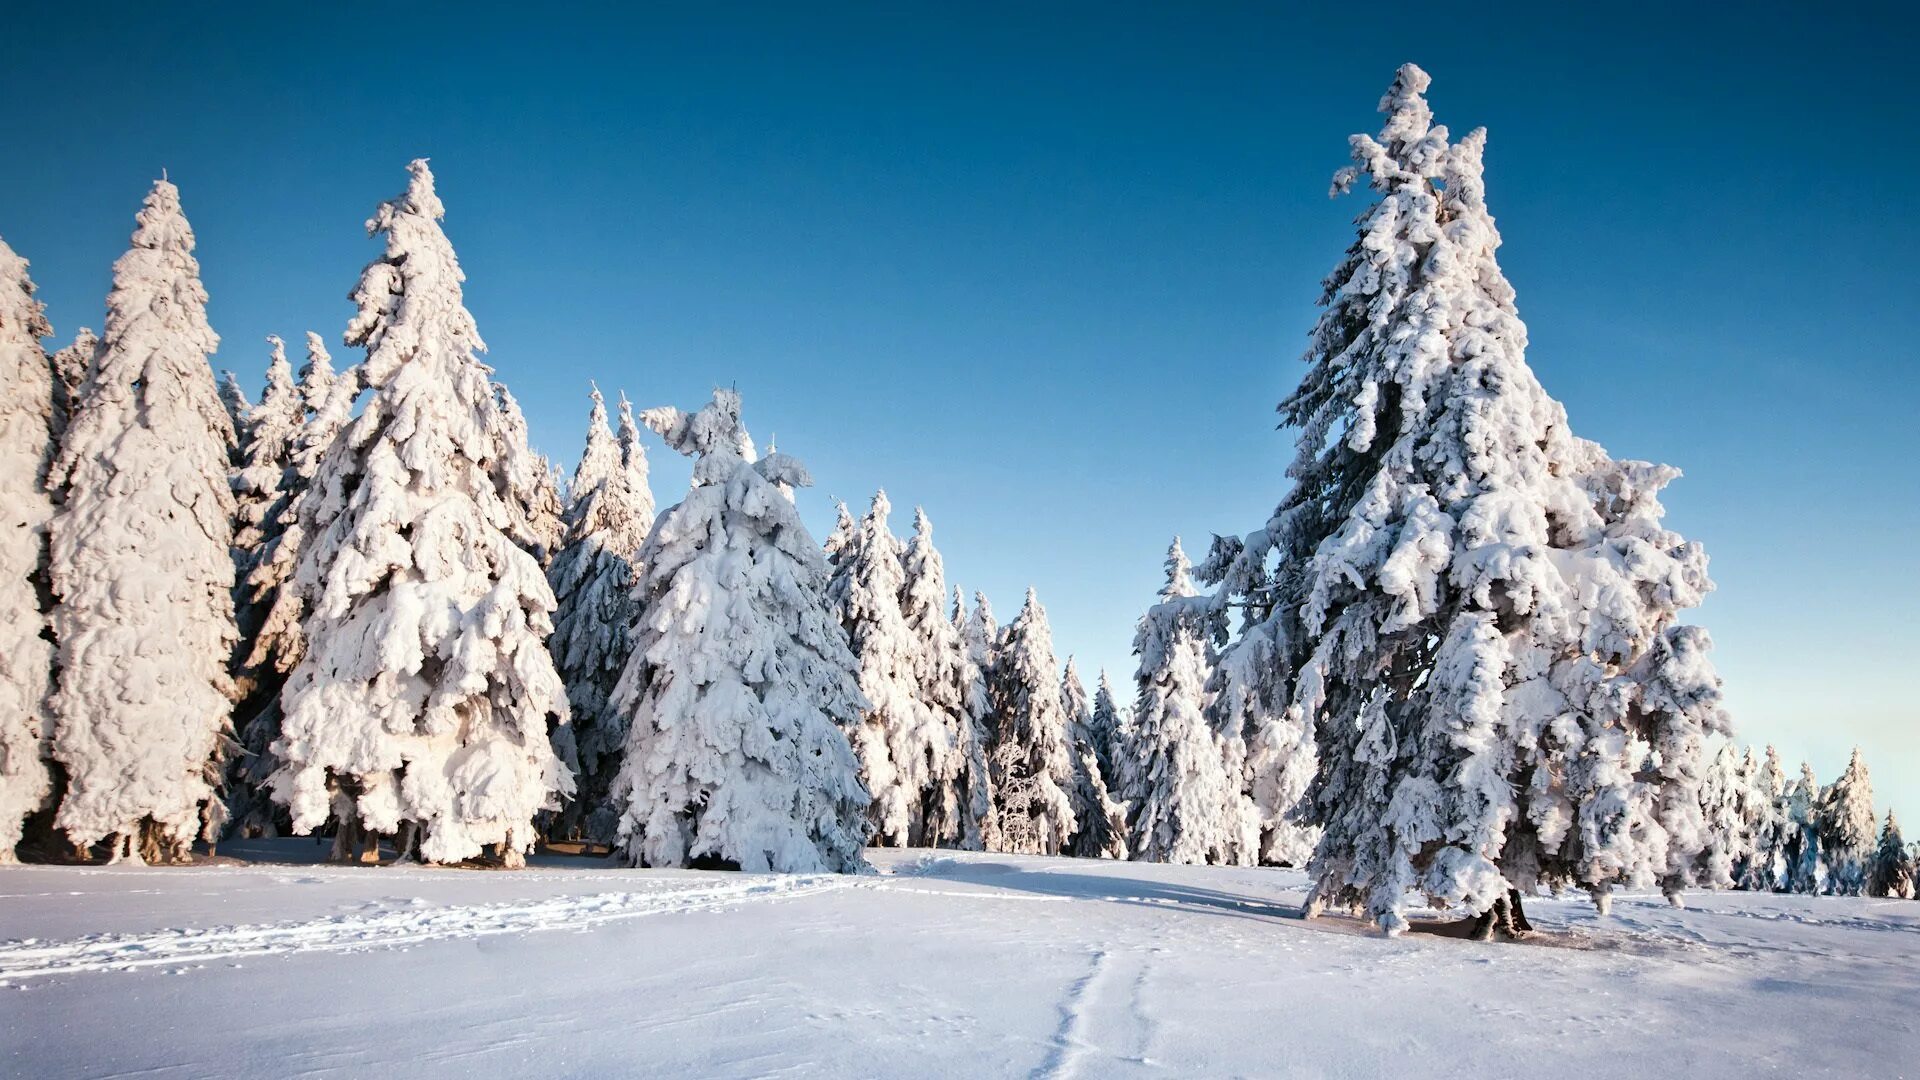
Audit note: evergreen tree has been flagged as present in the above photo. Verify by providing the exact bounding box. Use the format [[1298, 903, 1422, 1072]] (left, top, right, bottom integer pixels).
[[1696, 742, 1751, 889], [219, 371, 253, 451], [899, 507, 988, 849], [1204, 66, 1726, 934], [47, 326, 99, 440], [608, 389, 869, 872], [1062, 658, 1128, 859], [0, 238, 56, 860], [1785, 761, 1824, 894], [824, 499, 856, 570], [959, 589, 998, 741], [983, 589, 1077, 855], [271, 160, 570, 867], [47, 179, 239, 863], [1129, 539, 1245, 864], [494, 384, 565, 566], [1868, 812, 1914, 900], [546, 387, 653, 843], [231, 336, 304, 671], [1818, 748, 1876, 896], [1088, 669, 1132, 799]]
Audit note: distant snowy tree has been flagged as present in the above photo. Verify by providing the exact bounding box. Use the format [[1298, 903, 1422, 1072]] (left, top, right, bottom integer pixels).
[[1817, 749, 1876, 896], [1062, 658, 1128, 859], [1088, 670, 1132, 803], [608, 389, 870, 872], [983, 589, 1077, 855], [1128, 538, 1247, 865], [1784, 761, 1824, 894], [0, 238, 56, 861], [271, 160, 570, 867], [1696, 743, 1752, 890], [231, 337, 303, 654], [47, 180, 239, 863], [47, 326, 98, 440], [1201, 65, 1727, 935], [824, 500, 856, 570], [1868, 812, 1914, 900], [494, 385, 565, 566], [1735, 746, 1786, 890], [959, 589, 998, 740], [900, 508, 988, 849], [546, 387, 653, 843], [219, 371, 253, 452]]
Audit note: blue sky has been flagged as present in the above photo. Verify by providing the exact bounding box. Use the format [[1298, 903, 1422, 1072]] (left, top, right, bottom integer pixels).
[[7, 4, 1915, 824]]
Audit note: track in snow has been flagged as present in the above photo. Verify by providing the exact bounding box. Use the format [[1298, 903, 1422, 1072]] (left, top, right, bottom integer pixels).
[[0, 875, 845, 981]]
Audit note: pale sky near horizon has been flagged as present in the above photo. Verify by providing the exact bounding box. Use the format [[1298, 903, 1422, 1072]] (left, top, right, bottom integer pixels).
[[6, 4, 1915, 825]]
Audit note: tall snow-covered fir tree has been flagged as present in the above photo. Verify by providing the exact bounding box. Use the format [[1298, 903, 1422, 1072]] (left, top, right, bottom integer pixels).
[[1129, 538, 1247, 865], [1785, 761, 1824, 894], [47, 326, 99, 440], [1089, 670, 1133, 804], [219, 371, 253, 452], [1868, 812, 1913, 900], [1062, 658, 1128, 859], [829, 491, 959, 847], [959, 589, 998, 743], [47, 180, 239, 863], [983, 589, 1078, 855], [1204, 65, 1727, 934], [1696, 742, 1753, 890], [226, 337, 361, 838], [0, 238, 56, 861], [899, 507, 988, 849], [546, 387, 653, 843], [270, 160, 570, 867], [494, 384, 566, 567], [1817, 749, 1876, 896], [607, 389, 870, 872], [824, 499, 856, 571], [1742, 745, 1791, 891], [231, 336, 304, 675]]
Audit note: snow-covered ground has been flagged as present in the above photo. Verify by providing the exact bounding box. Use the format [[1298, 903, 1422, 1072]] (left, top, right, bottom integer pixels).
[[3, 843, 1916, 1078]]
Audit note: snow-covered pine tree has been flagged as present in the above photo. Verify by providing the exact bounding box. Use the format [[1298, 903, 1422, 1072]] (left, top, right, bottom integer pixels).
[[899, 507, 988, 849], [0, 238, 56, 861], [47, 327, 99, 440], [1740, 745, 1791, 890], [1089, 669, 1133, 800], [494, 384, 566, 567], [46, 180, 239, 863], [226, 340, 362, 838], [546, 386, 653, 844], [1868, 812, 1914, 900], [1205, 65, 1727, 935], [1696, 742, 1752, 890], [824, 499, 856, 570], [983, 589, 1077, 855], [270, 160, 570, 867], [829, 491, 956, 847], [231, 337, 304, 663], [219, 371, 253, 452], [1817, 748, 1876, 896], [1785, 761, 1824, 894], [1062, 658, 1128, 859], [1129, 538, 1245, 864], [607, 389, 869, 872]]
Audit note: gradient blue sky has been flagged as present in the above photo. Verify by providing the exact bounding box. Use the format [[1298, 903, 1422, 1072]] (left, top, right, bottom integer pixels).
[[7, 4, 1915, 823]]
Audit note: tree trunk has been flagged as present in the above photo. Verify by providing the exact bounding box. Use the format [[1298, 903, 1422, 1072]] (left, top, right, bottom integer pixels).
[[1507, 888, 1534, 934], [1469, 892, 1532, 942]]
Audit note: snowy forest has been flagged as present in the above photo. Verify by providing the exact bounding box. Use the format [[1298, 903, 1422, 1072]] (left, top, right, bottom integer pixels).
[[2, 65, 1913, 943]]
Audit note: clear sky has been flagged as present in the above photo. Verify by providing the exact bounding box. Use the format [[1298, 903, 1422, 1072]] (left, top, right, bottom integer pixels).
[[7, 4, 1915, 824]]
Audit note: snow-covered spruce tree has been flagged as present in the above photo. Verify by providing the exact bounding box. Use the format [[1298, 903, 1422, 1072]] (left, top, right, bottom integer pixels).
[[47, 180, 239, 863], [546, 387, 653, 844], [1207, 66, 1727, 935], [231, 338, 304, 661], [607, 389, 869, 872], [226, 340, 361, 838], [0, 238, 56, 861], [1868, 812, 1914, 900], [47, 327, 99, 440], [1741, 745, 1791, 891], [983, 589, 1077, 855], [1089, 669, 1133, 798], [1696, 742, 1752, 890], [829, 491, 958, 847], [1129, 539, 1246, 864], [956, 586, 1001, 842], [824, 499, 856, 571], [270, 160, 570, 867], [219, 371, 253, 452], [1817, 748, 1876, 896], [900, 507, 988, 849], [1062, 658, 1128, 859], [494, 384, 566, 567], [1785, 761, 1824, 894]]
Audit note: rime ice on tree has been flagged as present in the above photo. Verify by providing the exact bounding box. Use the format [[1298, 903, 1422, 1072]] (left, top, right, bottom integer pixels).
[[47, 181, 239, 863], [608, 389, 870, 872], [899, 507, 990, 849], [271, 160, 570, 867], [1818, 749, 1876, 896], [983, 589, 1078, 855], [1061, 658, 1128, 859]]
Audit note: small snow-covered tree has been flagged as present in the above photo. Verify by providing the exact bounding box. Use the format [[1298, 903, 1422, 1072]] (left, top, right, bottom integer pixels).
[[824, 500, 856, 570], [0, 238, 56, 861], [900, 507, 988, 849], [959, 589, 998, 739], [219, 371, 253, 452], [1205, 65, 1727, 934], [1696, 742, 1751, 890], [48, 326, 99, 440], [1088, 669, 1133, 798], [1062, 658, 1128, 859], [1740, 745, 1791, 891], [1785, 761, 1824, 894], [494, 384, 565, 567], [231, 337, 304, 664], [608, 389, 869, 872], [983, 589, 1077, 855], [546, 387, 653, 843], [47, 180, 239, 863], [1818, 748, 1876, 896], [1868, 812, 1913, 900], [271, 160, 570, 867], [1128, 539, 1245, 864], [829, 491, 957, 847]]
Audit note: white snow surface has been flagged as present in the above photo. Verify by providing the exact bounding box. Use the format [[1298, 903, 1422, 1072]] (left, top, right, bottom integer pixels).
[[2, 841, 1914, 1078]]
